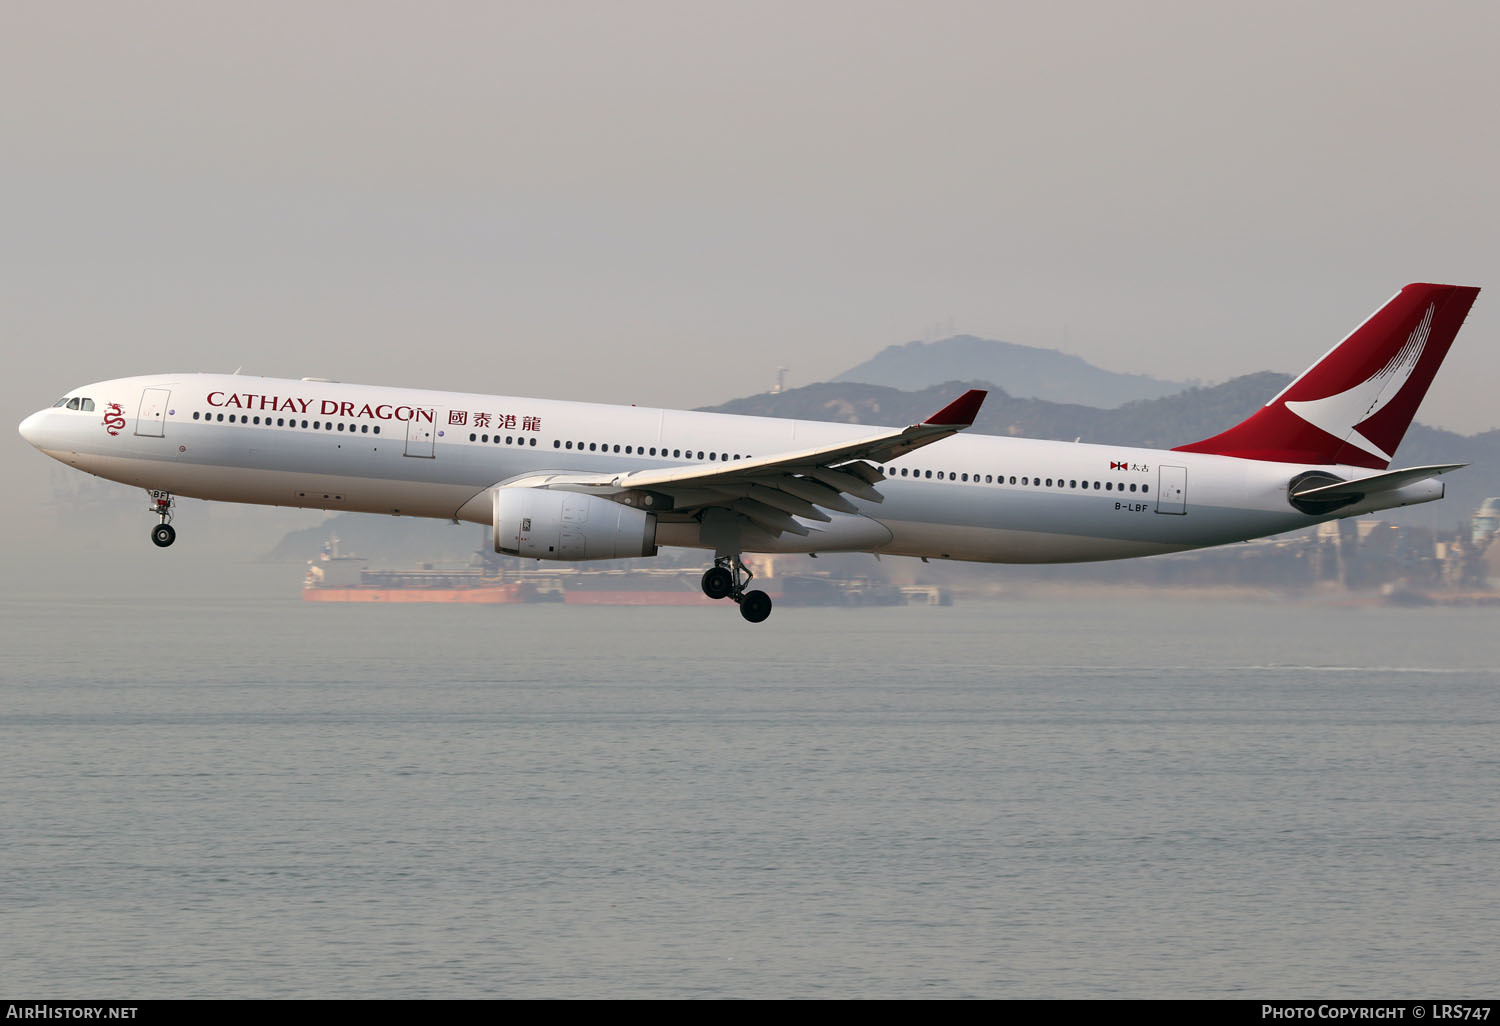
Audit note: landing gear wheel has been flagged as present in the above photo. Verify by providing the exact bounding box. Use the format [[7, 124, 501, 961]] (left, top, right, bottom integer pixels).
[[701, 566, 734, 600], [704, 554, 774, 622], [739, 590, 773, 623], [147, 491, 176, 549]]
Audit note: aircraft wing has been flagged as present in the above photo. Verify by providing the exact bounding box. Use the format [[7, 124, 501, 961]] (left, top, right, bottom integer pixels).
[[507, 389, 986, 538]]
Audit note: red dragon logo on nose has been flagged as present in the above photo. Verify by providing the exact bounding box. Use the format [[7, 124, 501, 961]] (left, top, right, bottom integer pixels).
[[102, 403, 126, 436]]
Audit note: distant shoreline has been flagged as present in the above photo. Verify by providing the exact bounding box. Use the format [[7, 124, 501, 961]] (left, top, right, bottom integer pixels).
[[945, 581, 1499, 607]]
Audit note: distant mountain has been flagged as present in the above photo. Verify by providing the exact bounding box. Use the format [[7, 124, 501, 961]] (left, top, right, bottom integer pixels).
[[702, 373, 1289, 450], [834, 335, 1189, 408]]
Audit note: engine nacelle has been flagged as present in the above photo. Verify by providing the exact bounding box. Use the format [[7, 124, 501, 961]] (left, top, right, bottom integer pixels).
[[493, 488, 658, 561]]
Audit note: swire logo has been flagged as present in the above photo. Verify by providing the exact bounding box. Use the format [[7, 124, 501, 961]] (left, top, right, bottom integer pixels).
[[1283, 302, 1434, 463]]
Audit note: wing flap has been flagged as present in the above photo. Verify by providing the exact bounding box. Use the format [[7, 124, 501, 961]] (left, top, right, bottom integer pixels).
[[732, 498, 813, 536], [743, 483, 832, 521], [796, 464, 885, 503], [769, 475, 861, 515]]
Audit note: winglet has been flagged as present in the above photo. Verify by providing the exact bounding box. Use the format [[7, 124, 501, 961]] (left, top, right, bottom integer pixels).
[[923, 388, 987, 426]]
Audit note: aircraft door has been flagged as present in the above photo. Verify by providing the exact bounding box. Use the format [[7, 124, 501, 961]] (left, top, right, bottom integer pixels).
[[135, 388, 170, 437], [404, 409, 436, 458], [1156, 465, 1187, 515]]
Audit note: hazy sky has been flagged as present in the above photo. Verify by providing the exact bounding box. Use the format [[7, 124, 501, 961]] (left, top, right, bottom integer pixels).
[[5, 1, 1498, 572]]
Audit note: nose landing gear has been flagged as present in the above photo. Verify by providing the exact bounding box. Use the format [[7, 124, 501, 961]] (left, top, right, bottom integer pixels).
[[701, 555, 773, 623], [148, 490, 176, 547]]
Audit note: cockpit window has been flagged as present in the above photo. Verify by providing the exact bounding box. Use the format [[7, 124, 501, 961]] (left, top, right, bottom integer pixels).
[[80, 399, 95, 412], [53, 397, 69, 408], [66, 398, 81, 410]]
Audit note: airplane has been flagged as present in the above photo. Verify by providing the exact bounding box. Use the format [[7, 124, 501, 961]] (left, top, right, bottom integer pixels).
[[17, 282, 1480, 623]]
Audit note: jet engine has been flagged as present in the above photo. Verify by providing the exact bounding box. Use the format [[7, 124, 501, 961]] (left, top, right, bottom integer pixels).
[[493, 487, 658, 561]]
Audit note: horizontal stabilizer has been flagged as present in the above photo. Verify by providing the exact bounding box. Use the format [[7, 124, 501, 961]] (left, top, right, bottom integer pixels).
[[1291, 463, 1467, 501]]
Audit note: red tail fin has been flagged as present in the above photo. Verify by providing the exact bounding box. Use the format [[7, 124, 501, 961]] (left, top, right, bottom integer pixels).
[[1173, 283, 1480, 469]]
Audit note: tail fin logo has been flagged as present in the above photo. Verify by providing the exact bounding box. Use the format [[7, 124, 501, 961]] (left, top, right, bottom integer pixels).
[[1282, 303, 1434, 464], [1171, 283, 1479, 469]]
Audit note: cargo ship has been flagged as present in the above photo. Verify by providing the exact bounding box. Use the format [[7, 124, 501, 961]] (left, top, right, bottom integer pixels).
[[301, 539, 945, 606], [303, 551, 720, 605]]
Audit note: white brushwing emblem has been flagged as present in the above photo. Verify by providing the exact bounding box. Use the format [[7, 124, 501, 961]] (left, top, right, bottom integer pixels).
[[1283, 303, 1433, 463]]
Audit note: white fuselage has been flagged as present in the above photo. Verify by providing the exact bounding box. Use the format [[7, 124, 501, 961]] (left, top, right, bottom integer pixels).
[[20, 373, 1433, 562]]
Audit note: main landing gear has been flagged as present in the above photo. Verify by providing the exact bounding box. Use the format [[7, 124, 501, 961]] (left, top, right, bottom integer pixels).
[[148, 491, 176, 547], [701, 555, 773, 623]]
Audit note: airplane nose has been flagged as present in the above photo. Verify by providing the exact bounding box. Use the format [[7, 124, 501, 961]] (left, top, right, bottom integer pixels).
[[18, 410, 46, 448]]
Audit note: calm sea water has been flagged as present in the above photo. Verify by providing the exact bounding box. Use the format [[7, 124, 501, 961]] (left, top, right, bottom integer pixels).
[[2, 577, 1497, 998]]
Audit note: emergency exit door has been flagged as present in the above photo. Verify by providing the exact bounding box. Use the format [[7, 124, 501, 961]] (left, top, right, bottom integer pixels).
[[135, 388, 170, 437], [1156, 465, 1187, 515], [404, 409, 436, 457]]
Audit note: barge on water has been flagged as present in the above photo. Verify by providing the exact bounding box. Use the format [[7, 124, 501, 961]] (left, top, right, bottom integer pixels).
[[302, 544, 946, 607]]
